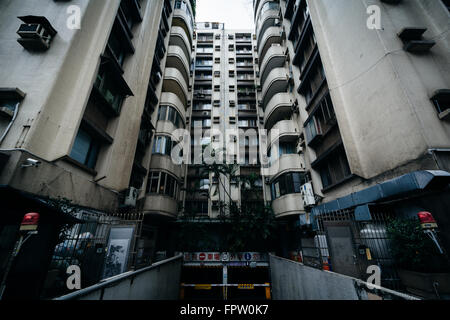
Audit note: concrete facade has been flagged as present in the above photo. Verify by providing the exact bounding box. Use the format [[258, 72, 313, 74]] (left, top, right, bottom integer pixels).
[[0, 0, 168, 211], [254, 0, 450, 221], [56, 255, 183, 300], [269, 255, 417, 300]]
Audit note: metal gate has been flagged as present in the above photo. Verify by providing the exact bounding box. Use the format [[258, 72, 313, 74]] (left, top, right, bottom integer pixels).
[[42, 211, 144, 299], [304, 208, 402, 291]]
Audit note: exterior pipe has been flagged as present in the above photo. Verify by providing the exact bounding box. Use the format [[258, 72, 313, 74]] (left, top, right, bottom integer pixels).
[[0, 102, 20, 144]]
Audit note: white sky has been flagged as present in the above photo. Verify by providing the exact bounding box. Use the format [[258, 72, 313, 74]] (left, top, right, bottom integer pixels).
[[196, 0, 255, 30]]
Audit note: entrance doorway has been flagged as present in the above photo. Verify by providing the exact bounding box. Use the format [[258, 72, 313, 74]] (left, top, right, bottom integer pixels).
[[180, 265, 270, 300]]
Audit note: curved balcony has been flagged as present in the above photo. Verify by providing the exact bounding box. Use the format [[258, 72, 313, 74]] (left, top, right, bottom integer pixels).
[[170, 26, 191, 62], [163, 67, 189, 106], [150, 154, 184, 179], [261, 67, 289, 109], [272, 193, 306, 219], [173, 7, 194, 44], [256, 9, 280, 43], [167, 45, 190, 84], [254, 0, 262, 18], [268, 119, 300, 148], [143, 194, 178, 219], [258, 26, 282, 63], [161, 92, 187, 117], [268, 154, 305, 180], [264, 93, 294, 130], [260, 44, 286, 87], [255, 0, 276, 24], [155, 120, 184, 140]]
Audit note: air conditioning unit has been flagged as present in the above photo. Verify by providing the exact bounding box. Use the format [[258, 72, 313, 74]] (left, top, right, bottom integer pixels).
[[296, 143, 303, 154], [124, 187, 139, 207], [280, 26, 286, 40], [17, 21, 52, 51], [291, 100, 299, 114], [301, 183, 316, 207]]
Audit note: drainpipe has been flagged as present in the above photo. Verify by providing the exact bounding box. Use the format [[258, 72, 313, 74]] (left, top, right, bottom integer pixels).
[[0, 102, 20, 145]]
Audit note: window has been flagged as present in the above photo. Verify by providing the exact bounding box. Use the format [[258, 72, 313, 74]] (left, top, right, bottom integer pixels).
[[193, 102, 212, 111], [278, 142, 296, 156], [94, 69, 126, 114], [157, 105, 184, 128], [107, 27, 128, 66], [255, 1, 280, 32], [305, 92, 336, 146], [174, 0, 194, 31], [152, 135, 175, 156], [238, 118, 257, 128], [119, 0, 142, 31], [146, 171, 179, 199], [431, 89, 450, 118], [0, 88, 25, 118], [70, 127, 102, 169], [185, 201, 209, 215], [271, 172, 307, 200], [192, 118, 212, 128], [197, 45, 213, 54], [316, 146, 352, 189]]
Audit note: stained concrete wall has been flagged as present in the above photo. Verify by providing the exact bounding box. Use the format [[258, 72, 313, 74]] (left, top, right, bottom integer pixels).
[[56, 255, 183, 300], [269, 255, 417, 300]]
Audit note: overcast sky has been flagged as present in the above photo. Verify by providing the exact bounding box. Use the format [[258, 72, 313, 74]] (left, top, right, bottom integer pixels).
[[196, 0, 255, 30]]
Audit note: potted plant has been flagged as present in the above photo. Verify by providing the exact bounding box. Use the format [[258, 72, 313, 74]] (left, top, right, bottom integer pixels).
[[386, 218, 450, 299]]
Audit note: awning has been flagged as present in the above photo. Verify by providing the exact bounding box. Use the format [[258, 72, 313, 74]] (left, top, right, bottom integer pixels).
[[18, 16, 58, 37], [311, 170, 450, 215], [0, 185, 83, 224], [100, 55, 134, 96]]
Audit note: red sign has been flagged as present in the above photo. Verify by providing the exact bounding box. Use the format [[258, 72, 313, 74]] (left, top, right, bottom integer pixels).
[[20, 212, 40, 231], [199, 253, 206, 261]]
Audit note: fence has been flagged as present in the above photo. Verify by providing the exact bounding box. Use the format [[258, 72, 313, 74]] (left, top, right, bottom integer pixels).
[[301, 208, 402, 291], [270, 255, 419, 300], [41, 211, 144, 299], [55, 255, 183, 300]]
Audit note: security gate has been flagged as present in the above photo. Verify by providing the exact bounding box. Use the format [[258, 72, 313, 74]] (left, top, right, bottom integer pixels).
[[310, 208, 402, 290], [42, 211, 144, 299]]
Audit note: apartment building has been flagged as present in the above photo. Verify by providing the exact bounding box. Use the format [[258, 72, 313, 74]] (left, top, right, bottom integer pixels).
[[1, 0, 449, 299], [254, 0, 450, 284], [0, 0, 185, 299]]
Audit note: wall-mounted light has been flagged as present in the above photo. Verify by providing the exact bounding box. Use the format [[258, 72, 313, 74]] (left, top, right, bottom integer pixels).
[[21, 158, 41, 168]]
